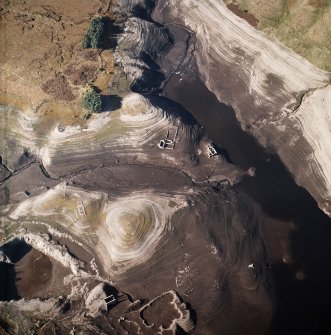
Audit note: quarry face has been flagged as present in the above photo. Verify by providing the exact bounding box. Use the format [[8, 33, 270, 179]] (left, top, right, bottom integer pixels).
[[1, 1, 331, 334]]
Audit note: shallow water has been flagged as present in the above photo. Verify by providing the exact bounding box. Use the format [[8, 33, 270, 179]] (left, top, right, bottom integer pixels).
[[164, 65, 331, 334]]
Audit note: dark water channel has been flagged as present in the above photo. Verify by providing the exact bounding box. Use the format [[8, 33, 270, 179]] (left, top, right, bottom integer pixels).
[[163, 67, 331, 335]]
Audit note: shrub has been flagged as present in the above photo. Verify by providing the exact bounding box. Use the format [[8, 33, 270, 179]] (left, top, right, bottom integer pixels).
[[82, 17, 105, 49], [82, 89, 103, 113], [82, 35, 91, 49]]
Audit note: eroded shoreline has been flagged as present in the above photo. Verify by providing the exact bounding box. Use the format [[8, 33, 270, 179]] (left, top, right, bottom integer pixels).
[[154, 2, 331, 334], [155, 0, 331, 218]]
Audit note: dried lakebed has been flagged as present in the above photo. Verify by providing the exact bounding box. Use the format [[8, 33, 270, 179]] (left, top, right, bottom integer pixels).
[[1, 0, 330, 334], [0, 91, 271, 333]]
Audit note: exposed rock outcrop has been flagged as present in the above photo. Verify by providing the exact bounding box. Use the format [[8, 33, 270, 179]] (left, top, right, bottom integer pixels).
[[115, 17, 170, 92], [114, 0, 195, 93]]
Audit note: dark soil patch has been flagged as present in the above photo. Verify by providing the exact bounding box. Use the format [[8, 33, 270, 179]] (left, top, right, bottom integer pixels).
[[65, 64, 98, 86], [227, 3, 259, 27], [308, 0, 327, 8], [41, 74, 76, 101], [82, 49, 100, 61]]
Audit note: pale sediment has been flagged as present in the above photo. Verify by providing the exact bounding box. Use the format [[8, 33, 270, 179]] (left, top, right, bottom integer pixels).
[[98, 194, 182, 275], [9, 183, 186, 277], [288, 85, 331, 215]]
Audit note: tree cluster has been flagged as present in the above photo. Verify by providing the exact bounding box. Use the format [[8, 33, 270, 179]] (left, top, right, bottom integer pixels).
[[82, 89, 103, 113], [82, 17, 105, 49]]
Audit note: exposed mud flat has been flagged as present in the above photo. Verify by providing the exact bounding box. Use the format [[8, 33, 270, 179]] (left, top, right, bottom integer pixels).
[[2, 172, 273, 333], [154, 0, 331, 217], [155, 1, 331, 334], [0, 74, 272, 332], [0, 92, 243, 191], [4, 0, 329, 334], [163, 56, 331, 335]]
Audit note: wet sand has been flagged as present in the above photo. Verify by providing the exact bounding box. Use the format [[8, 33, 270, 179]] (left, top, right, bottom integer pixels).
[[163, 60, 331, 334]]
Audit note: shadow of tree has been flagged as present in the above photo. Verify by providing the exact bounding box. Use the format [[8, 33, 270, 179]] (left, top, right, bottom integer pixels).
[[102, 95, 123, 111], [101, 17, 124, 50]]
